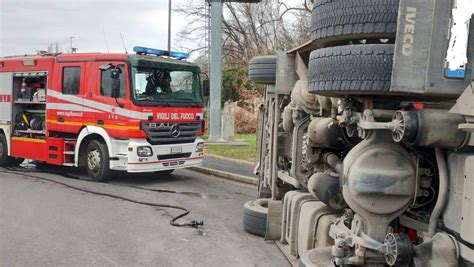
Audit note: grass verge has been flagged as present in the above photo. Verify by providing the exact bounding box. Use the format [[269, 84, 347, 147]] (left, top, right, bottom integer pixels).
[[203, 133, 257, 163]]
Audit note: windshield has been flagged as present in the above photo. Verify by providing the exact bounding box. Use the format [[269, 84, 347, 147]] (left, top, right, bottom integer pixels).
[[132, 66, 203, 107]]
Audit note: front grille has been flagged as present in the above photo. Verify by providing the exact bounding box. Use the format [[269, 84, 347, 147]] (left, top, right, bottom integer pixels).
[[163, 161, 185, 167], [141, 122, 201, 145], [157, 153, 192, 160]]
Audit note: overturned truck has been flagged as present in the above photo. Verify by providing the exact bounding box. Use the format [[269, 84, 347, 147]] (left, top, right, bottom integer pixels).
[[244, 0, 474, 266]]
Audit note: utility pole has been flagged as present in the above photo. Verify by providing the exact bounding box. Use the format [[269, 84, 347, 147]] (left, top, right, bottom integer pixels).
[[69, 36, 75, 54], [207, 0, 260, 141], [168, 0, 172, 52], [208, 0, 223, 141]]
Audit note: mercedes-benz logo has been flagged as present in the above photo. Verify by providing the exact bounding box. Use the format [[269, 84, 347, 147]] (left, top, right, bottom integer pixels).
[[170, 124, 181, 138]]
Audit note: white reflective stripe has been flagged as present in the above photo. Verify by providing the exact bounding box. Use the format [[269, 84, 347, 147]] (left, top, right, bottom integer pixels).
[[446, 0, 474, 69], [46, 103, 101, 113], [47, 89, 152, 120]]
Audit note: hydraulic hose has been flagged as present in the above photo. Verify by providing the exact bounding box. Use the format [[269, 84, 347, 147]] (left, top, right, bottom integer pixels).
[[429, 148, 449, 237], [0, 169, 203, 228]]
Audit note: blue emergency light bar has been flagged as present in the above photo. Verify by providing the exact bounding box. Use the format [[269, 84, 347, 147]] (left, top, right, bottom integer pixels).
[[133, 46, 190, 60]]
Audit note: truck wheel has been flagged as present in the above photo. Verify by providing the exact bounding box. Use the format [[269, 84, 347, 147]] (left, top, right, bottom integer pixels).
[[0, 134, 23, 167], [86, 140, 111, 182], [243, 199, 269, 237], [0, 134, 9, 167], [248, 56, 277, 85], [311, 0, 400, 46], [308, 44, 394, 95]]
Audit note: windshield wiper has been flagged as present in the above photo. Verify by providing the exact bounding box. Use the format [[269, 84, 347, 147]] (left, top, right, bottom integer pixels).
[[169, 99, 202, 107], [137, 98, 172, 106], [136, 97, 201, 107], [169, 98, 199, 103]]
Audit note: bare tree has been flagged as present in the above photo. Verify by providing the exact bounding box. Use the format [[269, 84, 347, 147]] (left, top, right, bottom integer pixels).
[[175, 0, 311, 62], [175, 0, 311, 99]]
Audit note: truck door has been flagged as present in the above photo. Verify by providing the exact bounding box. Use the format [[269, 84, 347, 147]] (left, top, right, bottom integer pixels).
[[48, 62, 86, 133], [0, 72, 13, 125], [89, 61, 131, 138]]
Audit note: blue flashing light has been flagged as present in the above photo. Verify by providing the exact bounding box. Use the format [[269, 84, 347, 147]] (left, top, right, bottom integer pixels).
[[133, 46, 166, 56], [446, 68, 466, 79], [133, 46, 190, 60], [170, 51, 190, 60]]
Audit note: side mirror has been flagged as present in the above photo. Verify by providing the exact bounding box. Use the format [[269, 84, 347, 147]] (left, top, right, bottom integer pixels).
[[203, 79, 210, 97], [99, 63, 112, 71], [111, 68, 121, 98]]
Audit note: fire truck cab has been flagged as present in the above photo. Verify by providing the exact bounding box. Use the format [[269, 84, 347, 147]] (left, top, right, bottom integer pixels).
[[0, 47, 208, 181]]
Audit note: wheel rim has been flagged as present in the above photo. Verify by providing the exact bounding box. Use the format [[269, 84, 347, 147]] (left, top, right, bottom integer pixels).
[[87, 149, 101, 173]]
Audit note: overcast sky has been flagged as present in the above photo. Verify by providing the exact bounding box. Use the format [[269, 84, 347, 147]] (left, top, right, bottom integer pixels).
[[0, 0, 196, 57]]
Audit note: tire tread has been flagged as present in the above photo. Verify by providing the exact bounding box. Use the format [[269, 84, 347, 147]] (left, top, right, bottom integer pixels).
[[311, 0, 399, 45], [248, 56, 277, 85], [308, 44, 394, 95], [243, 199, 268, 237]]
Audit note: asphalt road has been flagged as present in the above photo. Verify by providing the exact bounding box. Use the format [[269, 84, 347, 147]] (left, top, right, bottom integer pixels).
[[0, 165, 288, 266], [203, 155, 255, 178]]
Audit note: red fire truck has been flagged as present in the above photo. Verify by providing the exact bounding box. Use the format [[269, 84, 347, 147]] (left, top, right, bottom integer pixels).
[[0, 47, 208, 181]]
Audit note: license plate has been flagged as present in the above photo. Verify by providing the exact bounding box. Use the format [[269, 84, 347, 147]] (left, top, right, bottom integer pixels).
[[171, 147, 182, 154]]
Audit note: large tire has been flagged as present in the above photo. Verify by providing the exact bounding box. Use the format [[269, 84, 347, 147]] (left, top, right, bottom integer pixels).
[[0, 134, 9, 167], [243, 199, 269, 237], [0, 134, 24, 167], [308, 44, 394, 95], [248, 56, 277, 85], [310, 0, 400, 46], [86, 140, 112, 182]]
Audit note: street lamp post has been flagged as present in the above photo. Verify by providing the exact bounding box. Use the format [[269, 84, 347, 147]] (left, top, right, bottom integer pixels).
[[70, 36, 76, 54], [208, 0, 223, 141], [207, 0, 260, 142], [168, 0, 172, 52]]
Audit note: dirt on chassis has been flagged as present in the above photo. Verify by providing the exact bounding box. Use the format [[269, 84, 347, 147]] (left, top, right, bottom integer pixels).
[[243, 0, 474, 266]]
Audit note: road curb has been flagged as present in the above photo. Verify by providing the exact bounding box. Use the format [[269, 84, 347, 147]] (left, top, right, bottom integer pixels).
[[190, 166, 258, 186], [204, 153, 255, 167]]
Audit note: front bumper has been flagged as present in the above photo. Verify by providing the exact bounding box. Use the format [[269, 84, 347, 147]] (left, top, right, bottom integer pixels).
[[111, 138, 204, 173]]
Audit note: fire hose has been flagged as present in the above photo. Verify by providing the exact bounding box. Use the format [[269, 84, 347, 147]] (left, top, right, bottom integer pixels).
[[0, 168, 204, 229]]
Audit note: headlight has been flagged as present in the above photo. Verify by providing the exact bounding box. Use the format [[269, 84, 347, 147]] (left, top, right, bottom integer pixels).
[[137, 146, 153, 157], [195, 142, 205, 153]]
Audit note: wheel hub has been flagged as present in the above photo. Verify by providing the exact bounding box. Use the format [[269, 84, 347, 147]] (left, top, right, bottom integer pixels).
[[87, 149, 101, 171]]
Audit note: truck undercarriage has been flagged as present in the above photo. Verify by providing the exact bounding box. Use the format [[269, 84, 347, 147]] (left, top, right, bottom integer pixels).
[[245, 0, 474, 266]]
